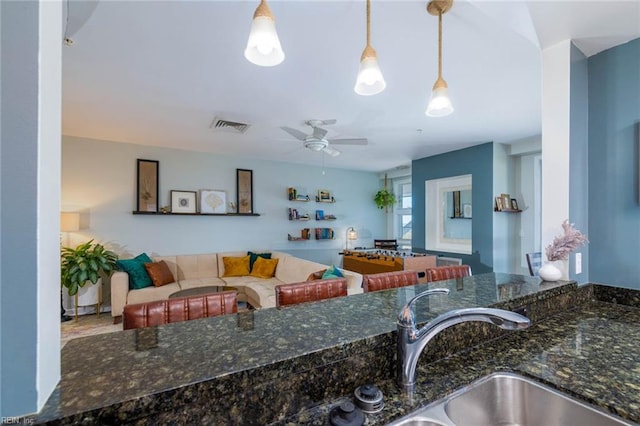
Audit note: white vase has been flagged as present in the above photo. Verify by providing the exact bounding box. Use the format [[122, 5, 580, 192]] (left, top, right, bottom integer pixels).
[[539, 262, 562, 281]]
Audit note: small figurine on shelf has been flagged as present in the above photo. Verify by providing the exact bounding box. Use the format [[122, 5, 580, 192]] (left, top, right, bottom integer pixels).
[[160, 206, 170, 214]]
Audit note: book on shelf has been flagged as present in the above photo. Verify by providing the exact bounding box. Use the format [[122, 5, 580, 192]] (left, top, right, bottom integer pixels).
[[315, 227, 334, 240], [315, 210, 324, 220]]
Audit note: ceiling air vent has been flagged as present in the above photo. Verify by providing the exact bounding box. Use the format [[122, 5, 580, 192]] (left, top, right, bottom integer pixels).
[[209, 117, 251, 134]]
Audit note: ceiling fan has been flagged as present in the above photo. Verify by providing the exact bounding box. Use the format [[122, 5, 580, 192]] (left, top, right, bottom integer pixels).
[[280, 119, 368, 157]]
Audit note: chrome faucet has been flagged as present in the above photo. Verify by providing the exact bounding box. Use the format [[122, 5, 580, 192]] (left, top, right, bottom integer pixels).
[[397, 288, 531, 392]]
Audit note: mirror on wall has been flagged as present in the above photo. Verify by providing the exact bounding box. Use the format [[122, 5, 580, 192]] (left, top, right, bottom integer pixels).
[[425, 174, 472, 254]]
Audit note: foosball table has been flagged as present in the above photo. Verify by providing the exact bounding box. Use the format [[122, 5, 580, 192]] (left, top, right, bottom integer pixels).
[[341, 249, 437, 281]]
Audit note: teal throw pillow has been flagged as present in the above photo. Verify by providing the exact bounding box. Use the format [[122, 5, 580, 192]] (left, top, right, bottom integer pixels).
[[247, 251, 272, 271], [322, 265, 344, 279], [116, 253, 153, 290]]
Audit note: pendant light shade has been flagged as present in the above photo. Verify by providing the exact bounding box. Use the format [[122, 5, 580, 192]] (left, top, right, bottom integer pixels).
[[426, 77, 453, 117], [354, 0, 386, 96], [244, 0, 285, 67], [425, 0, 454, 117]]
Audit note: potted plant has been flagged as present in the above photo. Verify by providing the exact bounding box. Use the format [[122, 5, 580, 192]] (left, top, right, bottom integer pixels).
[[61, 240, 118, 297], [374, 174, 396, 212], [374, 188, 396, 210]]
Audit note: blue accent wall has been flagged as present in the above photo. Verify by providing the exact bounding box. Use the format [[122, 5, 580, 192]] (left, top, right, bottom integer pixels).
[[588, 37, 640, 289], [412, 143, 494, 273]]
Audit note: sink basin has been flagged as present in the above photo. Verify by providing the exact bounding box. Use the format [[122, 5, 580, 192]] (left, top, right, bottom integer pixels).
[[389, 372, 637, 426]]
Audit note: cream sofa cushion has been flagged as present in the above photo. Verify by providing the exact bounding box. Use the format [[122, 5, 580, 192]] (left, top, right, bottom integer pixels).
[[178, 277, 227, 290], [126, 283, 181, 305], [175, 254, 219, 280]]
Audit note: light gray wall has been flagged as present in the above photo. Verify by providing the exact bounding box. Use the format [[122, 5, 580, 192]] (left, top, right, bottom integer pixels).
[[62, 136, 386, 270], [568, 43, 589, 283]]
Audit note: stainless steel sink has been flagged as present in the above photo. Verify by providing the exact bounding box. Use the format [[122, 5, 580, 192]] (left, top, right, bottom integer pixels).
[[389, 372, 637, 426]]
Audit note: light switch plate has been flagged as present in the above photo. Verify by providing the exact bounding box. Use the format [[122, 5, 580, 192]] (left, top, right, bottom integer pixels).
[[575, 253, 582, 274]]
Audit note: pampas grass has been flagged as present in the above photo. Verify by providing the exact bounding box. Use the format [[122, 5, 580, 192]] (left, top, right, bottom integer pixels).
[[545, 220, 588, 261]]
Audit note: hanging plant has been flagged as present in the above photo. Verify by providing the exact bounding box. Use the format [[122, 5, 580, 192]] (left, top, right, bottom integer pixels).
[[374, 174, 396, 212]]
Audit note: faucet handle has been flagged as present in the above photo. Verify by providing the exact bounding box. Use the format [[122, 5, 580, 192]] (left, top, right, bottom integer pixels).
[[397, 288, 450, 327]]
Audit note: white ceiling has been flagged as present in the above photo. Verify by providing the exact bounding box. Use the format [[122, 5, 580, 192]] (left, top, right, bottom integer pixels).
[[62, 0, 640, 172]]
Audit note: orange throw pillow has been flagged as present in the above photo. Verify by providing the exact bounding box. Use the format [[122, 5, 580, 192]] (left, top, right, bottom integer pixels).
[[144, 260, 175, 287], [222, 255, 251, 277], [250, 257, 279, 278]]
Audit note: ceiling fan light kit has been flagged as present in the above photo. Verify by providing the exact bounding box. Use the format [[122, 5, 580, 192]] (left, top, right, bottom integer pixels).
[[425, 0, 454, 117], [354, 0, 386, 96], [244, 0, 285, 67], [281, 119, 368, 157]]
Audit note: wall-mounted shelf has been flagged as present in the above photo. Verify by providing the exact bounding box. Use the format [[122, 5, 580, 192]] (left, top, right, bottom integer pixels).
[[494, 209, 522, 213], [133, 211, 260, 216], [450, 217, 472, 219]]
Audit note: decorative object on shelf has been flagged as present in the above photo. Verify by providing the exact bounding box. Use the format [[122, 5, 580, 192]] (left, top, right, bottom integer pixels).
[[495, 196, 503, 211], [315, 210, 325, 220], [61, 240, 118, 321], [452, 190, 461, 218], [501, 193, 511, 210], [317, 189, 334, 202], [170, 190, 197, 214], [244, 0, 284, 67], [463, 203, 472, 218], [354, 0, 386, 96], [425, 0, 454, 117], [237, 169, 254, 214], [136, 159, 159, 212], [374, 174, 396, 212], [346, 227, 358, 250], [288, 207, 310, 221], [288, 187, 310, 201], [540, 219, 589, 281], [199, 189, 226, 214], [510, 198, 519, 211], [494, 194, 521, 212], [288, 228, 311, 241], [315, 227, 335, 240]]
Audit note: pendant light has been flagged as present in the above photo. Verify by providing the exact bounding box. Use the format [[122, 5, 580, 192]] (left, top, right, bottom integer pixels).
[[425, 0, 454, 117], [244, 0, 285, 67], [354, 0, 386, 96]]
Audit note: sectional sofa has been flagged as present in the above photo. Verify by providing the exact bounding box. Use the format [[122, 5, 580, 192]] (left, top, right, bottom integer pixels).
[[110, 251, 363, 323]]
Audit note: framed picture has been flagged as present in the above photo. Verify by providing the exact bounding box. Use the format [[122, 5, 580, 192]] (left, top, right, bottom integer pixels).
[[510, 198, 519, 211], [136, 159, 159, 212], [501, 193, 511, 210], [170, 190, 197, 213], [453, 190, 461, 218], [495, 196, 503, 211], [199, 190, 226, 214], [317, 189, 333, 202], [236, 169, 253, 214], [463, 203, 472, 218]]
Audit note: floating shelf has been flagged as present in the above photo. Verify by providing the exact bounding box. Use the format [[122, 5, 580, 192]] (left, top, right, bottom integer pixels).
[[133, 211, 260, 216], [494, 209, 522, 213]]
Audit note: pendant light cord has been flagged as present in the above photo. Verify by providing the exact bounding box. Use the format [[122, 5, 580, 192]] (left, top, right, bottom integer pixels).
[[437, 9, 443, 80], [366, 0, 371, 47]]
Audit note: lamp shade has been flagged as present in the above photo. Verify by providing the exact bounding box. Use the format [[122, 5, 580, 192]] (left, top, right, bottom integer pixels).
[[244, 1, 285, 67], [354, 48, 386, 96], [60, 212, 80, 232], [347, 227, 358, 240], [426, 78, 454, 117]]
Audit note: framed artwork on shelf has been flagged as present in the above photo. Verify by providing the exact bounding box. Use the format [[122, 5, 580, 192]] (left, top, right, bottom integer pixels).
[[199, 190, 226, 214], [236, 169, 254, 214], [495, 196, 503, 211], [501, 193, 511, 210], [317, 189, 333, 202], [136, 159, 159, 212], [510, 199, 519, 211], [463, 203, 472, 218], [170, 190, 197, 214]]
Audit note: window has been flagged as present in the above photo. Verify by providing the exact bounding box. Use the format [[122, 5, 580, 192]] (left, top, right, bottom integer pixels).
[[394, 178, 412, 249]]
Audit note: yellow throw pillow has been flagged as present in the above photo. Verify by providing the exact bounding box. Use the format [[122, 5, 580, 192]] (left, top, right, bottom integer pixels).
[[222, 255, 251, 277], [250, 257, 279, 279]]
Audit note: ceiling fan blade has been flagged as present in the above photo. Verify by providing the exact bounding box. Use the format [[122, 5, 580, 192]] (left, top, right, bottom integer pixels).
[[320, 119, 337, 126], [322, 146, 341, 157], [280, 126, 308, 141], [312, 126, 328, 140], [327, 137, 368, 146]]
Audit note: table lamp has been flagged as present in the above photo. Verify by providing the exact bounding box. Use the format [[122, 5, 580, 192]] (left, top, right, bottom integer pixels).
[[346, 227, 358, 250]]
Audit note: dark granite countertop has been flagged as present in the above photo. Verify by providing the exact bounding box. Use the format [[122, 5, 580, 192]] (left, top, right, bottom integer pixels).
[[283, 297, 640, 425], [30, 273, 607, 424]]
